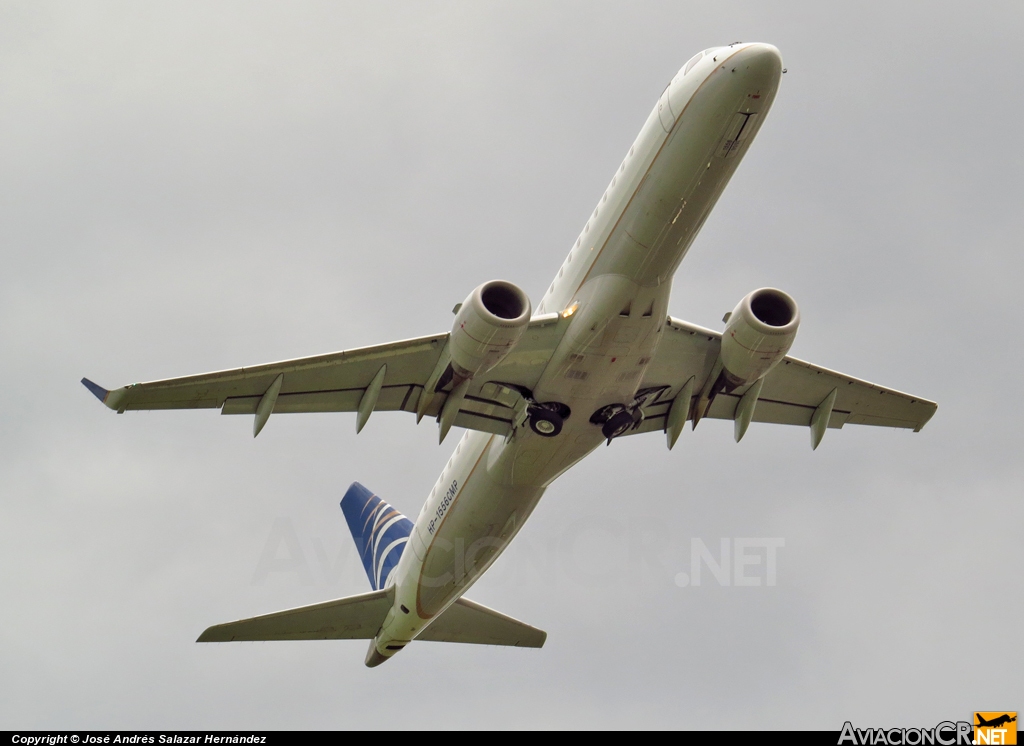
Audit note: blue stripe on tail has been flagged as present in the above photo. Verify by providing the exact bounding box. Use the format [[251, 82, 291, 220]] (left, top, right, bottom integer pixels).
[[340, 482, 414, 591]]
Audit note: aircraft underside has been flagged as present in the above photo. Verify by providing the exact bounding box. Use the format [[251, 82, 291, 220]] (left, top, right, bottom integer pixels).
[[83, 43, 937, 667]]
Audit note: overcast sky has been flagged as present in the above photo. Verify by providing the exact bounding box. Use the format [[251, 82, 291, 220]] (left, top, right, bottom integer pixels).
[[2, 0, 1021, 730]]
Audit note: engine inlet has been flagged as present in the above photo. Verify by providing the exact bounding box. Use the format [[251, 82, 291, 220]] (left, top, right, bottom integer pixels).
[[480, 282, 529, 321], [749, 289, 796, 327]]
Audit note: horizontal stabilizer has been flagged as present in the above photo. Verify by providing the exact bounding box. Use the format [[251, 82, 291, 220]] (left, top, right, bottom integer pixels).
[[421, 598, 546, 648], [197, 588, 391, 642]]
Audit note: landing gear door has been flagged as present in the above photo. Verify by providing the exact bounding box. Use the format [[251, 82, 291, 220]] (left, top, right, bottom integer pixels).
[[716, 112, 758, 159]]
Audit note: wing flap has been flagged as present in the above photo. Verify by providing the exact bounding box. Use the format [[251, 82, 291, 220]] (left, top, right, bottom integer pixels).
[[451, 408, 514, 437], [703, 390, 852, 428], [221, 385, 417, 415], [419, 598, 546, 648], [196, 588, 392, 642]]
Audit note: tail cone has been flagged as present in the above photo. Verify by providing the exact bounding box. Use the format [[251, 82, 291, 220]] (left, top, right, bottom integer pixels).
[[364, 641, 389, 668]]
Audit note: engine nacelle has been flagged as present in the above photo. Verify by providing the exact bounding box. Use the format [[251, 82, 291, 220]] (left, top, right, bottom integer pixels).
[[720, 287, 800, 388], [450, 280, 532, 379]]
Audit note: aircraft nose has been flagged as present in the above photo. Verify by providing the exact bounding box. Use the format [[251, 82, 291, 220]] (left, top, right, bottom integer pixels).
[[734, 43, 784, 82], [668, 43, 783, 117]]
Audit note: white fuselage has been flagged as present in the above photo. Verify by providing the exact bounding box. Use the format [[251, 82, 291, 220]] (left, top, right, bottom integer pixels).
[[373, 43, 783, 659]]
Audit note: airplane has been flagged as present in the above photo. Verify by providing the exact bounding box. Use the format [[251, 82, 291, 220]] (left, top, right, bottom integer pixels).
[[976, 715, 1017, 729], [82, 42, 937, 667]]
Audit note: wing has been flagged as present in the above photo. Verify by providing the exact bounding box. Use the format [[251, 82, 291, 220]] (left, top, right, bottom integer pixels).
[[84, 332, 448, 415], [625, 317, 937, 444], [83, 315, 568, 438]]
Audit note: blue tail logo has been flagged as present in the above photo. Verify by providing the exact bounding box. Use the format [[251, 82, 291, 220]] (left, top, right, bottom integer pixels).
[[340, 482, 414, 591]]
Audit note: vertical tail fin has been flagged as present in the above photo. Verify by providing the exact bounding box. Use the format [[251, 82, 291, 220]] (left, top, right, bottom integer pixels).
[[340, 482, 413, 591]]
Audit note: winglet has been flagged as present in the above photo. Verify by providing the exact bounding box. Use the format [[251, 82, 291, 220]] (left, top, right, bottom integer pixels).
[[81, 378, 110, 404], [81, 378, 128, 411]]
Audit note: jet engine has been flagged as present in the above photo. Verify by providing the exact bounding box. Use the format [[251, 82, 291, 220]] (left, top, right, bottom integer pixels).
[[720, 287, 800, 388], [450, 280, 532, 379]]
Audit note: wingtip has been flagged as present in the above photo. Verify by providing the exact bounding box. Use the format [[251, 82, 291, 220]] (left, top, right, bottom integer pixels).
[[196, 625, 226, 643], [914, 401, 938, 432], [81, 377, 109, 404], [82, 378, 129, 411]]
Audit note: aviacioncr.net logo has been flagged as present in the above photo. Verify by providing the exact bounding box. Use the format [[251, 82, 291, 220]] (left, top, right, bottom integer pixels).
[[839, 721, 973, 745]]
